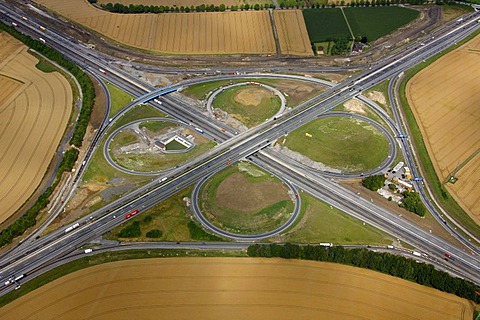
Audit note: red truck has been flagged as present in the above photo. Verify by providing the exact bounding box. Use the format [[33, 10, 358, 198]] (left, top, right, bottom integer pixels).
[[125, 209, 139, 219]]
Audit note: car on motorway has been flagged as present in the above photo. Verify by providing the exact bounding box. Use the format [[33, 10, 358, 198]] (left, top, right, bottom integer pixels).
[[125, 209, 139, 219]]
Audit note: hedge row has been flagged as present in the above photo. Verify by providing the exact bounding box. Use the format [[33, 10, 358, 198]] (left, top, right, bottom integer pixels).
[[247, 244, 480, 303]]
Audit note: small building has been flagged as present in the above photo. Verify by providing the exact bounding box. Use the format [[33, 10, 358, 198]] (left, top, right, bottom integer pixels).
[[154, 140, 166, 150]]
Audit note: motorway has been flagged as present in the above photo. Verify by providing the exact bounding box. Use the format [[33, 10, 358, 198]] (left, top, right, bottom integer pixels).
[[0, 1, 480, 294]]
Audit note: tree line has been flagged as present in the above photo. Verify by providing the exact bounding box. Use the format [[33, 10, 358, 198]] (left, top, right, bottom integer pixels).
[[97, 1, 275, 14], [247, 243, 480, 303], [0, 21, 95, 247]]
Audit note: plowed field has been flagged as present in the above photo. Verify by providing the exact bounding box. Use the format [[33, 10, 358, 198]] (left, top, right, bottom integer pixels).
[[0, 33, 72, 223], [274, 10, 312, 56], [0, 258, 472, 319], [35, 0, 276, 54], [406, 34, 480, 224]]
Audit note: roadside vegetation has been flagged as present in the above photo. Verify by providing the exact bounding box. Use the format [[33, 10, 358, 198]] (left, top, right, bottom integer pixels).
[[0, 248, 245, 308], [398, 29, 480, 238], [0, 22, 95, 248], [105, 187, 224, 242], [283, 193, 394, 245], [247, 243, 480, 303], [282, 117, 389, 173], [106, 82, 134, 117], [199, 162, 293, 234]]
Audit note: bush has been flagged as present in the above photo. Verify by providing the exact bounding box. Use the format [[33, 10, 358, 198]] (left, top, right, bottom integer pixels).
[[188, 221, 222, 241], [117, 221, 141, 238], [362, 175, 385, 191], [400, 191, 426, 217], [145, 229, 163, 238]]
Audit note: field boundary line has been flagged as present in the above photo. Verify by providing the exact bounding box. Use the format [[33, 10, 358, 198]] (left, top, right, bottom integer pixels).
[[340, 7, 354, 53], [269, 9, 281, 56], [445, 148, 480, 183]]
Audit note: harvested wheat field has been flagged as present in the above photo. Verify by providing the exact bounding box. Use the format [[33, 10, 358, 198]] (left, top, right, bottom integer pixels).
[[274, 10, 312, 56], [0, 32, 72, 223], [97, 0, 272, 6], [406, 33, 480, 224], [0, 258, 472, 319], [35, 0, 276, 54]]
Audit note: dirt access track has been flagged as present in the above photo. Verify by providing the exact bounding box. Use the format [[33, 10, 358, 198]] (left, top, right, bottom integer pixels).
[[0, 33, 72, 224], [0, 258, 472, 319], [406, 33, 480, 225]]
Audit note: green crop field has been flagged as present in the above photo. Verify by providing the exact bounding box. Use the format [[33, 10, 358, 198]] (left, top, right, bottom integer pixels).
[[344, 6, 419, 41], [213, 86, 281, 128], [199, 162, 294, 235], [283, 116, 389, 173], [303, 9, 351, 42]]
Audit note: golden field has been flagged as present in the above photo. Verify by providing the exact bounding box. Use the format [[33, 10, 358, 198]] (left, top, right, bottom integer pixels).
[[0, 258, 472, 319], [406, 34, 480, 225], [0, 33, 72, 223], [274, 10, 312, 56], [35, 0, 277, 54]]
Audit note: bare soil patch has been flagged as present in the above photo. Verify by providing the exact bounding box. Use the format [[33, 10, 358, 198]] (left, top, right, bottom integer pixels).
[[0, 258, 472, 320], [268, 79, 326, 106], [0, 37, 72, 224], [343, 98, 367, 114], [366, 90, 387, 105], [406, 33, 480, 225], [35, 0, 276, 55], [234, 87, 271, 106], [216, 172, 288, 212]]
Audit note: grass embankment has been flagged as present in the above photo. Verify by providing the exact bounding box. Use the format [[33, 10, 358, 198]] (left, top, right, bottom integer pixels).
[[199, 162, 293, 235], [105, 187, 223, 242], [182, 79, 244, 100], [283, 117, 389, 173], [140, 120, 174, 132], [284, 193, 394, 245], [105, 82, 134, 117], [213, 86, 281, 127], [0, 248, 244, 308], [399, 29, 480, 239]]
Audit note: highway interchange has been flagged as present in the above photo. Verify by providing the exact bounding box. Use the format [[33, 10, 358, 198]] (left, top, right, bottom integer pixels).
[[0, 1, 480, 296]]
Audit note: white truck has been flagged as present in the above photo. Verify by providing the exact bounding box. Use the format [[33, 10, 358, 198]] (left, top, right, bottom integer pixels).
[[84, 249, 93, 254]]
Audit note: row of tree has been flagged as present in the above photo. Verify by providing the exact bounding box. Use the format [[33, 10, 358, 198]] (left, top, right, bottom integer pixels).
[[247, 244, 480, 303], [0, 21, 95, 247], [99, 2, 275, 14]]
